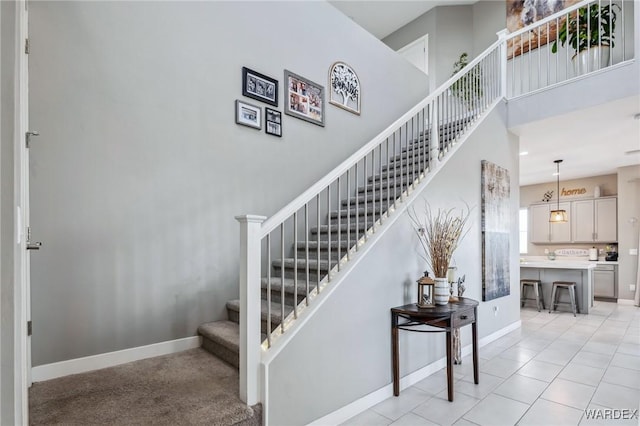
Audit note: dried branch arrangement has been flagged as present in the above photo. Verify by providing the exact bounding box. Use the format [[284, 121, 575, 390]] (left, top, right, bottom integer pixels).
[[408, 202, 472, 278]]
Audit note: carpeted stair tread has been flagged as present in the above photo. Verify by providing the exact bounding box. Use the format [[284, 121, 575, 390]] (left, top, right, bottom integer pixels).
[[356, 179, 409, 194], [198, 320, 240, 353], [368, 168, 424, 182], [341, 192, 407, 206], [295, 240, 354, 250], [330, 206, 386, 218], [226, 299, 295, 325], [311, 220, 373, 236], [272, 257, 332, 270], [261, 277, 316, 296]]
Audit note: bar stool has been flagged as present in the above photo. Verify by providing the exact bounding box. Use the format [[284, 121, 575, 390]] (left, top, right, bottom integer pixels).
[[549, 281, 579, 317], [520, 279, 545, 312]]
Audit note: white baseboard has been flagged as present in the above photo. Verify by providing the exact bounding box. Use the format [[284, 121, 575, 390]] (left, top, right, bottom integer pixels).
[[32, 336, 202, 382], [617, 299, 636, 306], [308, 320, 522, 426]]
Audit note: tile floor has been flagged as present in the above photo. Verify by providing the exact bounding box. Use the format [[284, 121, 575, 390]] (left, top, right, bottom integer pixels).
[[341, 301, 640, 426]]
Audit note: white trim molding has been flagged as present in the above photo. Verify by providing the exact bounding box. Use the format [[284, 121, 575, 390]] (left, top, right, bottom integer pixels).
[[617, 299, 635, 306], [31, 336, 201, 382], [308, 320, 522, 426]]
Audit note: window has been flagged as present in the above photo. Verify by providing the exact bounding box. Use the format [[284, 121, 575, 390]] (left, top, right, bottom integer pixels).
[[519, 208, 528, 254]]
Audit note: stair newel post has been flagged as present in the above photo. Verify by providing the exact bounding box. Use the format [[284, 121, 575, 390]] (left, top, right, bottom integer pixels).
[[235, 214, 266, 406], [497, 29, 508, 99]]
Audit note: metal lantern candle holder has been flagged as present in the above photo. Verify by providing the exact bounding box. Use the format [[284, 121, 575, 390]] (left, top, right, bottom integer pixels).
[[417, 273, 436, 308]]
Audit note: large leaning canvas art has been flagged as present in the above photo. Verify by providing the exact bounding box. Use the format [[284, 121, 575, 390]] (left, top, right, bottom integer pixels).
[[506, 0, 581, 58], [481, 160, 510, 301]]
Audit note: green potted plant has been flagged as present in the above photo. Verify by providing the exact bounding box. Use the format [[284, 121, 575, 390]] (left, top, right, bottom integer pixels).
[[551, 2, 619, 73], [450, 53, 483, 110]]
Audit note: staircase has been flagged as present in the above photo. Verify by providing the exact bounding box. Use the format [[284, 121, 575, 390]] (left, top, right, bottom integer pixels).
[[196, 0, 634, 418], [197, 117, 473, 367]]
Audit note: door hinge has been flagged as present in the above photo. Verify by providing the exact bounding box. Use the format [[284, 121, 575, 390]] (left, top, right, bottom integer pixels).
[[26, 130, 39, 148], [25, 38, 30, 54], [27, 321, 32, 336]]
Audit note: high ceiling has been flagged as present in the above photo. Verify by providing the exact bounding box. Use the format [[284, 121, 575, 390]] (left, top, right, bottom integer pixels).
[[328, 1, 640, 186], [329, 0, 477, 39], [513, 96, 640, 186]]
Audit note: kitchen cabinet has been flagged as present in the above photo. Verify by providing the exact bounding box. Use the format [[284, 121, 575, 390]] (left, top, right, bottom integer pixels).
[[530, 202, 571, 243], [595, 198, 617, 242], [571, 197, 617, 243], [593, 264, 616, 300]]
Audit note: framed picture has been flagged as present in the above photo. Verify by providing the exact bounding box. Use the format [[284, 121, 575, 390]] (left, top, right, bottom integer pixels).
[[242, 67, 278, 106], [265, 108, 282, 137], [506, 0, 580, 58], [284, 70, 325, 127], [329, 62, 361, 115], [481, 160, 511, 301], [235, 100, 261, 130]]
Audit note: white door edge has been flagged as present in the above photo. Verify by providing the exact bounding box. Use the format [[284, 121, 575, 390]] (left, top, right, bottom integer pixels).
[[14, 0, 30, 423]]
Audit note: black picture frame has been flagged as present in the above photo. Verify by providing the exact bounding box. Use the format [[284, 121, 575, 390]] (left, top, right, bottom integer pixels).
[[242, 67, 278, 107], [284, 70, 325, 127], [265, 108, 282, 137]]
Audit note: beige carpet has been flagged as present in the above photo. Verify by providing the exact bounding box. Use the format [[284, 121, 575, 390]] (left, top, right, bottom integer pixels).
[[29, 348, 261, 425]]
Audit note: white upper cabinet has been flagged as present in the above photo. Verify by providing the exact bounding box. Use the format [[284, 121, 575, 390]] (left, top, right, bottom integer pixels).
[[572, 200, 596, 242], [530, 202, 571, 243], [570, 197, 617, 243], [594, 198, 617, 242], [530, 197, 617, 245]]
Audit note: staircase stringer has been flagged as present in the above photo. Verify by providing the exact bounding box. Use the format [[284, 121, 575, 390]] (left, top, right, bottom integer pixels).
[[261, 97, 504, 365]]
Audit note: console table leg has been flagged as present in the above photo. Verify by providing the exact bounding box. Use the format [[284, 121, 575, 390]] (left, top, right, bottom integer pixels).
[[392, 315, 399, 396], [472, 317, 479, 385], [446, 329, 453, 402]]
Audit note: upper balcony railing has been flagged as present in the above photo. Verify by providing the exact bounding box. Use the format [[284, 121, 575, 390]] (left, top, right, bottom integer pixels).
[[504, 0, 634, 98]]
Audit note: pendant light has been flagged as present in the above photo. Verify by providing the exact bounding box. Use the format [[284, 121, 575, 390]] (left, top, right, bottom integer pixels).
[[550, 159, 568, 223]]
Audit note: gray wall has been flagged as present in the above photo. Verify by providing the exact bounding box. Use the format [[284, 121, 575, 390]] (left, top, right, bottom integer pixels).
[[267, 104, 521, 425], [616, 165, 640, 301], [383, 1, 506, 90], [27, 1, 430, 365], [1, 0, 16, 422], [383, 6, 473, 90], [472, 0, 506, 56]]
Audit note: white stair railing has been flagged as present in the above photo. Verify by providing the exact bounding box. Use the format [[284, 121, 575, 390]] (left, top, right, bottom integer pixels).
[[236, 0, 634, 404], [504, 0, 633, 98], [236, 38, 504, 405]]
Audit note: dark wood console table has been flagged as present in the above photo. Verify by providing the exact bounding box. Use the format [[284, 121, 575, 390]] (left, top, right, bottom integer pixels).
[[391, 297, 479, 402]]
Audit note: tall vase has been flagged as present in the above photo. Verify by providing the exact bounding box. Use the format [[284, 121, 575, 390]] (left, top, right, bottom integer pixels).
[[572, 46, 610, 76], [434, 277, 450, 306]]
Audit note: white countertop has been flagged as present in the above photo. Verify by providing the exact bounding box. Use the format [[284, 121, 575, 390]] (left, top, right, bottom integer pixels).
[[519, 260, 597, 269], [519, 256, 619, 269]]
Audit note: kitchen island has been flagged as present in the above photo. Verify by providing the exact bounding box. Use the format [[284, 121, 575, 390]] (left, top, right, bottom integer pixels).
[[520, 260, 597, 314]]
